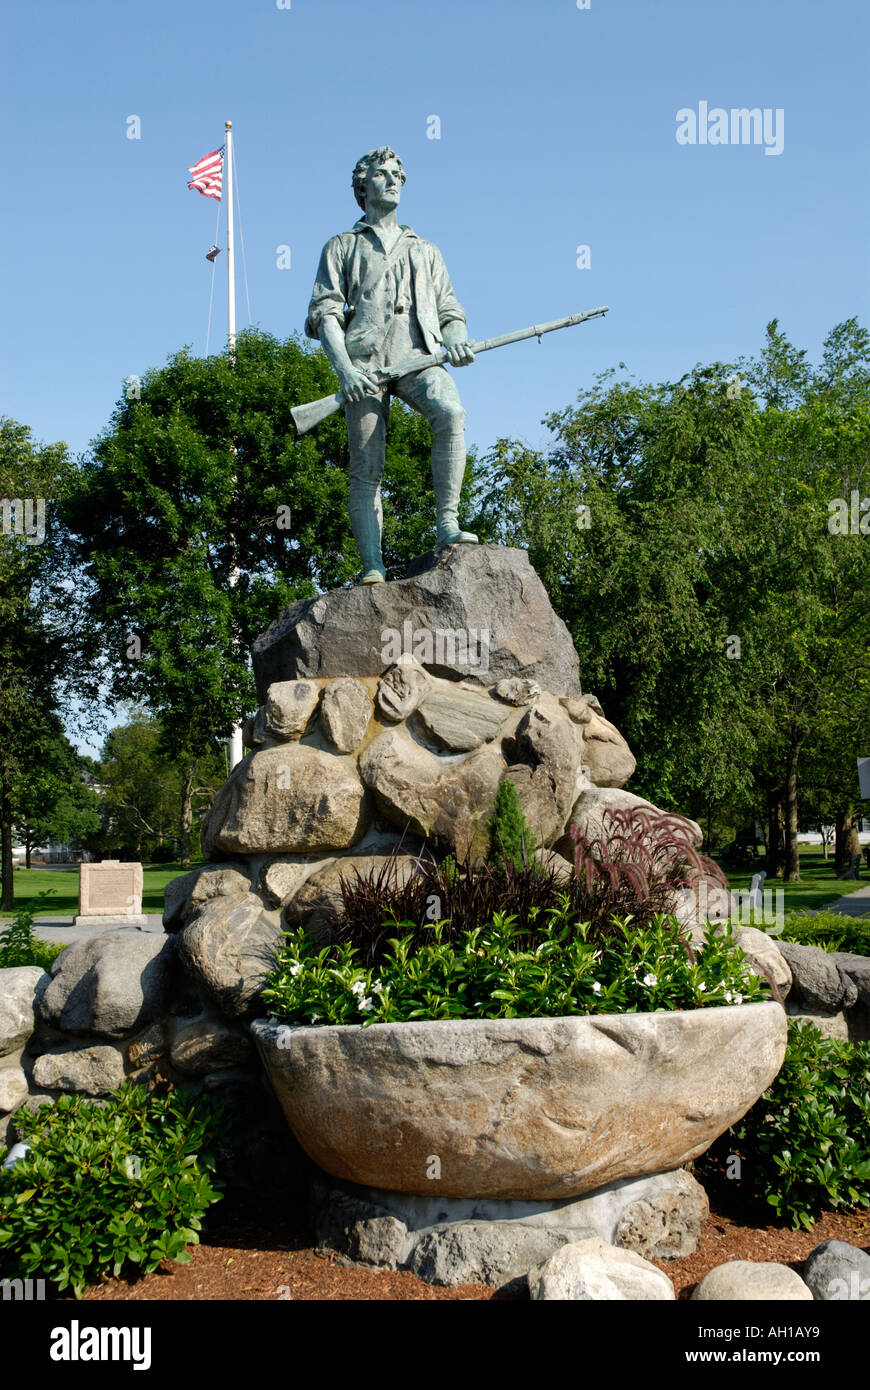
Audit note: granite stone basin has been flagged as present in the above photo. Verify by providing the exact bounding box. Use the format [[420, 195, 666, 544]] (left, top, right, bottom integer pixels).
[[251, 1003, 786, 1199]]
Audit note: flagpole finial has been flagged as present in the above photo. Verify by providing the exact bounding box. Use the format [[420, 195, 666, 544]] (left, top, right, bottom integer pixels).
[[225, 119, 232, 129]]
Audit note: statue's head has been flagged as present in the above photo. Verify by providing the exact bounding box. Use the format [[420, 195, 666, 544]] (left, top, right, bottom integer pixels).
[[352, 146, 406, 211]]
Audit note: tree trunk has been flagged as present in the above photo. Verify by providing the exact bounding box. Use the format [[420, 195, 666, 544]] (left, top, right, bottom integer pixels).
[[784, 734, 801, 881], [25, 831, 33, 871], [1, 797, 14, 912], [179, 763, 195, 869], [766, 792, 786, 878], [835, 810, 860, 877], [706, 795, 713, 856]]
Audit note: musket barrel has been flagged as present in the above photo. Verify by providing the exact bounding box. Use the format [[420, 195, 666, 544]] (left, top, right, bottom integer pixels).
[[382, 307, 609, 383], [470, 307, 608, 355]]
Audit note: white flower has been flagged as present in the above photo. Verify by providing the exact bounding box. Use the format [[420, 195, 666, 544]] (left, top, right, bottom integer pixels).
[[288, 962, 303, 978], [349, 980, 367, 998], [373, 980, 385, 994], [697, 982, 707, 993], [642, 973, 658, 988], [732, 992, 743, 1005], [310, 1013, 319, 1023], [592, 981, 603, 996], [724, 990, 733, 1003], [358, 996, 373, 1012]]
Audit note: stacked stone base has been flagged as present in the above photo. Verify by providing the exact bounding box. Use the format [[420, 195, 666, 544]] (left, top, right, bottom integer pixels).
[[313, 1169, 709, 1291]]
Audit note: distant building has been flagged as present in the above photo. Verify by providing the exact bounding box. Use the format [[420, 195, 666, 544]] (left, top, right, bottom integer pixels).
[[11, 842, 91, 865]]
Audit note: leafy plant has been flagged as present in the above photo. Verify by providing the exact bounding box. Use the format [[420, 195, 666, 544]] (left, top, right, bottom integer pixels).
[[487, 777, 537, 872], [0, 892, 64, 970], [0, 1085, 229, 1297], [778, 910, 870, 956], [262, 911, 769, 1027], [718, 1022, 870, 1230]]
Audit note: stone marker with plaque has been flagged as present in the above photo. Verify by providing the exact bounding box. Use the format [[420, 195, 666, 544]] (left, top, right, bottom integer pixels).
[[74, 860, 147, 927]]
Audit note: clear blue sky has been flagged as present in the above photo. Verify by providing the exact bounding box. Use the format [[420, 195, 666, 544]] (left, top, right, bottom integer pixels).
[[4, 0, 868, 461], [2, 0, 868, 753]]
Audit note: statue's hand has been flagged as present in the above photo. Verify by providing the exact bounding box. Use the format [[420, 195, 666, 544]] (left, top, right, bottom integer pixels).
[[444, 339, 475, 367], [339, 366, 379, 402]]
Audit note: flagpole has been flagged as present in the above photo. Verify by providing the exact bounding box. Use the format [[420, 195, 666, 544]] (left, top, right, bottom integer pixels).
[[225, 119, 236, 356], [226, 119, 244, 769]]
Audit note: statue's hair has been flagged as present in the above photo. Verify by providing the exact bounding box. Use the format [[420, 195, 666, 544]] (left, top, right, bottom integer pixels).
[[352, 146, 405, 210]]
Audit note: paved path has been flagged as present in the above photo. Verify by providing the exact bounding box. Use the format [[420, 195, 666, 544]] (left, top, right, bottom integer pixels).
[[31, 915, 165, 945], [812, 884, 870, 918]]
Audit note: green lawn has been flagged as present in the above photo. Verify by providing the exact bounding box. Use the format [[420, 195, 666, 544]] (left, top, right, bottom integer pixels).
[[2, 848, 864, 921], [0, 863, 197, 917], [715, 847, 866, 916]]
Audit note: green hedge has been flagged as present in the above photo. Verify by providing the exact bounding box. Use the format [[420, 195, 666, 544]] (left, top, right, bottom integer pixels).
[[779, 910, 870, 956], [0, 1086, 229, 1297], [701, 1021, 870, 1230]]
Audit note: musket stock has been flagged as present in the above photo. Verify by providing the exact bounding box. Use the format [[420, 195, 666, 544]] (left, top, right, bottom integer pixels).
[[290, 391, 345, 436]]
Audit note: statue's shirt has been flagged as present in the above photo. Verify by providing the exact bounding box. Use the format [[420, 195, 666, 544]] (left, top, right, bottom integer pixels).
[[305, 219, 466, 368]]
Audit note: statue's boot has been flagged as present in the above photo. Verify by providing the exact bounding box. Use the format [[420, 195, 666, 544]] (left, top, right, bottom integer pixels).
[[348, 478, 386, 584], [431, 431, 478, 547]]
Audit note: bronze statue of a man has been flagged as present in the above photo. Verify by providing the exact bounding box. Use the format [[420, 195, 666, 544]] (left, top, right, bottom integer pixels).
[[305, 145, 478, 583]]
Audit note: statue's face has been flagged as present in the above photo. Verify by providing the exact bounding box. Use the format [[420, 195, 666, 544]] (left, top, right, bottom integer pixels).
[[364, 156, 405, 212]]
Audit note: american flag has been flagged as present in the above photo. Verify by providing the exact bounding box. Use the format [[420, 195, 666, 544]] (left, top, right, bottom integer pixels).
[[187, 146, 224, 201]]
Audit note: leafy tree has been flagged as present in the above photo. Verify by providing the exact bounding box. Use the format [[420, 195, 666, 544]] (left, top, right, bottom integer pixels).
[[91, 714, 224, 862], [730, 319, 870, 876], [13, 726, 100, 866], [0, 419, 100, 906]]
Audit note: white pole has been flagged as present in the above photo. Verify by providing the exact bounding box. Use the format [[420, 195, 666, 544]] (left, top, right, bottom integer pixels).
[[225, 120, 236, 355], [225, 119, 244, 769]]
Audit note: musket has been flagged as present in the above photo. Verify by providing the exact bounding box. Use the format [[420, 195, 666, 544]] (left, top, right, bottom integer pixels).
[[290, 305, 609, 436]]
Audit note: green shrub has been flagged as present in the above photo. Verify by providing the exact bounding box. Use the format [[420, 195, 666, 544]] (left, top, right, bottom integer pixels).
[[487, 777, 536, 871], [262, 910, 769, 1026], [0, 1085, 229, 1297], [0, 894, 64, 970], [778, 910, 870, 956], [725, 1021, 870, 1230]]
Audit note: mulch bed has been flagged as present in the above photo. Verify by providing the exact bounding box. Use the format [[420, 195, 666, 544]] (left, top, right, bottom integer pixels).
[[74, 1187, 870, 1302], [78, 1195, 499, 1301]]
